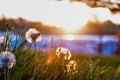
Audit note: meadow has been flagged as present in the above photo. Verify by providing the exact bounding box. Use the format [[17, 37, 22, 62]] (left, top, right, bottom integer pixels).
[[0, 28, 120, 80]]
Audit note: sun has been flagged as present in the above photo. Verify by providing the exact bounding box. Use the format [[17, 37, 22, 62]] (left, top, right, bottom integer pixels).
[[39, 0, 116, 33], [1, 0, 120, 29], [61, 2, 90, 33], [40, 1, 91, 33]]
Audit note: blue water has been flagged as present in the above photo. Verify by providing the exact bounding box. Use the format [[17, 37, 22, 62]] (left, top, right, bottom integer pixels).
[[42, 35, 118, 55], [0, 32, 118, 55]]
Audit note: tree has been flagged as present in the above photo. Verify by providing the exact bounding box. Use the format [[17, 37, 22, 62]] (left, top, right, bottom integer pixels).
[[73, 0, 120, 13]]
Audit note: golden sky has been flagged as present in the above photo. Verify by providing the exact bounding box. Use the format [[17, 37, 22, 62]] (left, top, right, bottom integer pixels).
[[0, 0, 120, 32]]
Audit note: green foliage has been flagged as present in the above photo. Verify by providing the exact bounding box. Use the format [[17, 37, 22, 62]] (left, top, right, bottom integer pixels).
[[0, 30, 119, 80]]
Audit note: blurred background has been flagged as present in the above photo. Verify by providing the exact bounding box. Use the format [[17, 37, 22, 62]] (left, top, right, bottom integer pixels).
[[0, 0, 120, 55]]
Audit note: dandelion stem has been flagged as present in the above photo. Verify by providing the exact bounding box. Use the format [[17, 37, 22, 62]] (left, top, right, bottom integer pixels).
[[4, 68, 7, 80], [28, 43, 32, 50], [7, 69, 9, 79], [31, 42, 37, 80], [32, 65, 36, 80], [34, 42, 37, 62]]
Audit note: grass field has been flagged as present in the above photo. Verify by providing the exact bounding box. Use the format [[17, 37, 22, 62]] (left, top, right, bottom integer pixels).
[[0, 30, 120, 80]]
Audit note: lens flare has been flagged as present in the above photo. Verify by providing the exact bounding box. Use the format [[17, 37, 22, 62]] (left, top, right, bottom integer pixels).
[[87, 44, 93, 53]]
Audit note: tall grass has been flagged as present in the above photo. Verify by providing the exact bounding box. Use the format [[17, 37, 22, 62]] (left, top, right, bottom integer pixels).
[[0, 30, 120, 80]]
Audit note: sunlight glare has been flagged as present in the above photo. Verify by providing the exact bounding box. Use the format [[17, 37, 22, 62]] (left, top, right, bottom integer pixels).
[[0, 0, 120, 32], [40, 1, 90, 33], [63, 34, 75, 40]]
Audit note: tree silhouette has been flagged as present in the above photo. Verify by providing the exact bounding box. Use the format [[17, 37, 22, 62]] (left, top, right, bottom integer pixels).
[[57, 0, 120, 13]]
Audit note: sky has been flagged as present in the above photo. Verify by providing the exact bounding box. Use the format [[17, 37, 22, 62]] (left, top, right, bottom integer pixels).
[[0, 0, 120, 32]]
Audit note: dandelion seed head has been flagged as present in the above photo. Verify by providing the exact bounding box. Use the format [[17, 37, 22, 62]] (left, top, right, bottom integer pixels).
[[0, 51, 16, 69], [25, 28, 42, 43], [56, 47, 72, 60], [66, 60, 77, 73]]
